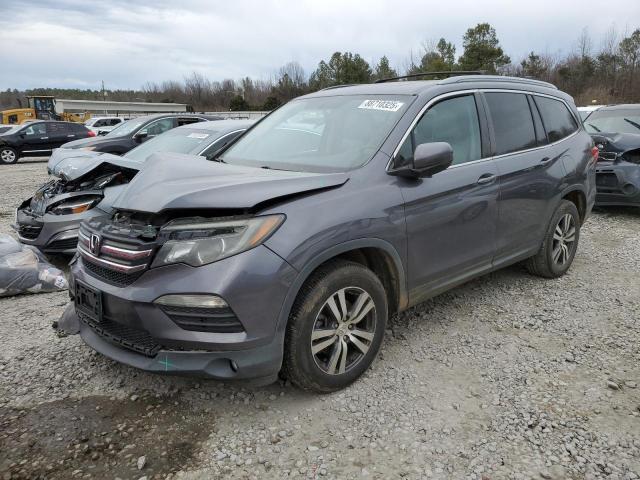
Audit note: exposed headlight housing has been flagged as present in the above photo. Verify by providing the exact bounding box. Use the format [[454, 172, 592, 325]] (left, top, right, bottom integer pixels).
[[151, 214, 285, 268], [49, 196, 102, 215]]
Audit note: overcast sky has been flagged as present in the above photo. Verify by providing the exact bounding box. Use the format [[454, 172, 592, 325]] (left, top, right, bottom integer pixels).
[[1, 0, 638, 90]]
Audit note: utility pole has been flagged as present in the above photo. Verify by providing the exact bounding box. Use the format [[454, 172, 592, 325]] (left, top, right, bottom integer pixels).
[[101, 80, 107, 114]]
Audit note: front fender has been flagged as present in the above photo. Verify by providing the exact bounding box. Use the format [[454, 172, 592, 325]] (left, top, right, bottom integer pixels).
[[273, 237, 408, 334]]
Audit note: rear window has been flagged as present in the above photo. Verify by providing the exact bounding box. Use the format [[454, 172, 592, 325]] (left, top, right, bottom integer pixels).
[[485, 92, 536, 155], [534, 96, 578, 142]]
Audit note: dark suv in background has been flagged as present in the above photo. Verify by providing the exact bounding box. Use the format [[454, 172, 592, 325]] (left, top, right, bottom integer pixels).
[[70, 75, 596, 392], [0, 121, 94, 164], [60, 113, 223, 155]]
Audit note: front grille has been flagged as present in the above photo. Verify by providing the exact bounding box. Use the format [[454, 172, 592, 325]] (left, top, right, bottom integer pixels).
[[78, 311, 161, 357], [598, 151, 617, 162], [46, 237, 78, 251], [18, 224, 42, 240], [78, 224, 156, 287], [84, 259, 143, 287]]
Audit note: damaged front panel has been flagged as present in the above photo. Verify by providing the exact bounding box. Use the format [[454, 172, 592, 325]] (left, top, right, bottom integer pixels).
[[593, 132, 640, 207]]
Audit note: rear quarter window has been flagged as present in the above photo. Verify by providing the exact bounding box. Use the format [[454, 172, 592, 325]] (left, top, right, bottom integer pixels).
[[484, 92, 537, 156], [534, 96, 578, 143]]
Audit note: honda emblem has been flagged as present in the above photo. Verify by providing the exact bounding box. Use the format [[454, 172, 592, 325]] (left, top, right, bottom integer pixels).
[[90, 234, 101, 256]]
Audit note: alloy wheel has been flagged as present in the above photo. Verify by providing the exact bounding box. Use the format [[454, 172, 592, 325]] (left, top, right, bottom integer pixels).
[[552, 213, 576, 266], [1, 149, 16, 163], [310, 287, 377, 375]]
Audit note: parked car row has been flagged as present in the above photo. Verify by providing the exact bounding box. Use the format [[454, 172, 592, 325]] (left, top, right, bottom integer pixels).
[[8, 74, 626, 393], [14, 120, 254, 253]]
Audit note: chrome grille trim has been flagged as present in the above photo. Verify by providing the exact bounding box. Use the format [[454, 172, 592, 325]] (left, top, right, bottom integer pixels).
[[78, 245, 147, 273]]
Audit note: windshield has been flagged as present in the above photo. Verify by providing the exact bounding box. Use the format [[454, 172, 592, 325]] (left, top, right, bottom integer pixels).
[[584, 108, 640, 134], [125, 127, 219, 162], [220, 95, 412, 172], [105, 118, 145, 137]]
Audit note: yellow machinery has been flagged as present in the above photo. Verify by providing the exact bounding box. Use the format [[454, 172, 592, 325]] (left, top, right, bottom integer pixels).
[[0, 96, 91, 125]]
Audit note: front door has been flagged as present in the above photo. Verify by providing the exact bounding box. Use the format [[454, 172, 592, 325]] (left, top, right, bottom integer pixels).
[[20, 123, 52, 154], [394, 93, 500, 305]]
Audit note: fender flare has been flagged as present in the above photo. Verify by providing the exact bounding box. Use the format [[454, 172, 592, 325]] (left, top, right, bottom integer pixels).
[[274, 238, 408, 334]]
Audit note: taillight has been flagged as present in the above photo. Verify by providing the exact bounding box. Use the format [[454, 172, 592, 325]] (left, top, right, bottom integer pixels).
[[87, 130, 96, 137], [591, 146, 599, 160]]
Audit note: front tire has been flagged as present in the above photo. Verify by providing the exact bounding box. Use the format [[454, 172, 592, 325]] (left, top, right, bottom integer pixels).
[[526, 200, 580, 278], [0, 147, 18, 164], [282, 260, 387, 393]]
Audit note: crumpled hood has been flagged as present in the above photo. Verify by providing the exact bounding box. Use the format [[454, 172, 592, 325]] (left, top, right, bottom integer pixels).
[[591, 132, 640, 153], [114, 153, 350, 213], [48, 148, 143, 181]]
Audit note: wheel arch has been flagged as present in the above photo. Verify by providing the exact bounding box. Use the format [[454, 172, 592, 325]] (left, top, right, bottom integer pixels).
[[560, 186, 587, 224], [275, 239, 408, 334]]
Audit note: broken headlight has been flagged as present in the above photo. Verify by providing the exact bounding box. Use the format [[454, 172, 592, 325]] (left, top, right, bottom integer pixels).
[[48, 196, 102, 215], [151, 215, 285, 268]]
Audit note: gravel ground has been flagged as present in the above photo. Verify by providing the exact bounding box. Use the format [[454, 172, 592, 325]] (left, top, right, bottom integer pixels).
[[0, 158, 639, 480]]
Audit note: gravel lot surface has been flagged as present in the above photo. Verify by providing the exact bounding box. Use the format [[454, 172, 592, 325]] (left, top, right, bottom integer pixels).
[[0, 158, 639, 480]]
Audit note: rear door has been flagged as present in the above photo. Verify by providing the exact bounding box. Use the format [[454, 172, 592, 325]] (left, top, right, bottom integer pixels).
[[395, 93, 500, 304], [46, 122, 74, 148], [482, 91, 566, 266]]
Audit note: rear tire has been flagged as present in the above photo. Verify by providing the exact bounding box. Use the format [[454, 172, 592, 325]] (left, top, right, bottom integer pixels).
[[526, 200, 580, 278], [0, 147, 18, 164], [282, 260, 387, 393]]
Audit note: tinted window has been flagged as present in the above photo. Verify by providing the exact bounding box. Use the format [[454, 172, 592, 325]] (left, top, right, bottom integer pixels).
[[534, 96, 578, 142], [141, 118, 175, 136], [47, 123, 71, 135], [23, 123, 46, 136], [397, 94, 481, 166], [485, 93, 536, 155]]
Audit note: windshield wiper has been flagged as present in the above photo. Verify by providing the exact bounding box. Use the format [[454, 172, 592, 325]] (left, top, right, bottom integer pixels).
[[587, 123, 601, 132], [623, 118, 640, 132]]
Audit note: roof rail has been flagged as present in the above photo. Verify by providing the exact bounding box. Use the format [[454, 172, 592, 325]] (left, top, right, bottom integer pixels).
[[375, 71, 485, 83], [319, 84, 358, 91], [441, 75, 557, 89]]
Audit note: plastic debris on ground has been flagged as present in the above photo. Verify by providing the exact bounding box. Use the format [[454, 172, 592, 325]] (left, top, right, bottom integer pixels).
[[0, 234, 68, 297]]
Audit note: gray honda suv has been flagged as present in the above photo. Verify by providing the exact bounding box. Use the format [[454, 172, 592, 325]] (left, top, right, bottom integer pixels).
[[69, 75, 596, 392]]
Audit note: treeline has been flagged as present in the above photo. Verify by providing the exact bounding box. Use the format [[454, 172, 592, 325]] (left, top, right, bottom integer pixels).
[[1, 23, 638, 111]]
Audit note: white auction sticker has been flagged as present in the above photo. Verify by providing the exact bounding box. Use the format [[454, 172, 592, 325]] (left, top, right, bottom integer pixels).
[[358, 99, 404, 112], [187, 133, 210, 139]]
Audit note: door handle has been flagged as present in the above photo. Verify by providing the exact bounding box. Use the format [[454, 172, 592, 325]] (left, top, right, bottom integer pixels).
[[477, 173, 496, 185], [540, 157, 552, 164], [40, 137, 49, 139], [67, 134, 75, 137]]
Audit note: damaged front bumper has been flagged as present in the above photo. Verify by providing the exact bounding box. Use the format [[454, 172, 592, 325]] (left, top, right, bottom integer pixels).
[[13, 200, 108, 254], [595, 160, 640, 207]]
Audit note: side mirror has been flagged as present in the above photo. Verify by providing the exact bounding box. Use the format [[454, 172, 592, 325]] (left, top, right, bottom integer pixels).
[[134, 130, 148, 142], [390, 142, 453, 178]]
